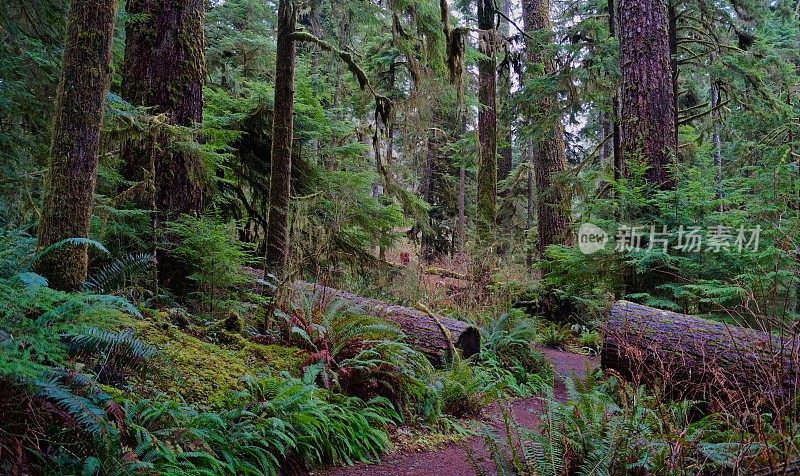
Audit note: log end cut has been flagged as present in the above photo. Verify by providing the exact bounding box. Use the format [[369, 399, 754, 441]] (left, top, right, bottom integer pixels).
[[455, 326, 480, 359]]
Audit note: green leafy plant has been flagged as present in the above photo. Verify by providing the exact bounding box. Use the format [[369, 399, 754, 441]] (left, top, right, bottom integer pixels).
[[478, 310, 553, 396], [276, 287, 433, 418], [473, 372, 794, 475], [166, 215, 258, 317]]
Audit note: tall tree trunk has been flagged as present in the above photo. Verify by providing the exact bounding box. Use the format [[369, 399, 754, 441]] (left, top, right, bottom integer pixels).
[[35, 0, 117, 291], [122, 0, 205, 215], [526, 142, 535, 270], [476, 0, 498, 247], [497, 0, 514, 188], [457, 110, 468, 255], [458, 163, 466, 253], [421, 132, 436, 261], [522, 0, 574, 255], [265, 0, 297, 275], [608, 0, 624, 181], [668, 0, 680, 147], [523, 0, 574, 321], [618, 0, 678, 188], [121, 0, 205, 289]]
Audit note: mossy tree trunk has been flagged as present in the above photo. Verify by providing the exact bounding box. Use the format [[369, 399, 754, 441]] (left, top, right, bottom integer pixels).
[[522, 0, 574, 256], [523, 0, 574, 321], [608, 0, 624, 181], [34, 0, 118, 291], [497, 0, 514, 188], [121, 0, 205, 288], [421, 132, 437, 262], [265, 0, 297, 276], [603, 301, 800, 413], [618, 0, 677, 188], [476, 0, 498, 247]]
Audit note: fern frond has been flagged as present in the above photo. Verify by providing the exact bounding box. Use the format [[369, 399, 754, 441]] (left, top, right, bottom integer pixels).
[[34, 238, 110, 262], [82, 252, 155, 293]]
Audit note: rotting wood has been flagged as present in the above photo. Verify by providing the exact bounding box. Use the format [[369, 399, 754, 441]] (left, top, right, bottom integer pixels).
[[602, 300, 800, 412], [298, 282, 480, 365]]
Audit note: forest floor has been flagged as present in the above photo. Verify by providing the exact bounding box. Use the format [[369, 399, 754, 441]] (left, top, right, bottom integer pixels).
[[317, 348, 597, 476]]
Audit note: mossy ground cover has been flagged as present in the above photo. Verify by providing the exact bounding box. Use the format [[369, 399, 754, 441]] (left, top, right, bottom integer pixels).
[[111, 310, 306, 406]]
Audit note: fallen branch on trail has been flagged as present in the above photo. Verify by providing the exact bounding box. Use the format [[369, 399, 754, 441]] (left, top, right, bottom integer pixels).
[[602, 301, 800, 413], [299, 282, 480, 365], [425, 267, 470, 281]]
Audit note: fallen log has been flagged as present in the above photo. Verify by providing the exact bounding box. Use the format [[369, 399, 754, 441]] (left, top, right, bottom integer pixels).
[[425, 267, 470, 281], [602, 301, 800, 412], [299, 282, 480, 365]]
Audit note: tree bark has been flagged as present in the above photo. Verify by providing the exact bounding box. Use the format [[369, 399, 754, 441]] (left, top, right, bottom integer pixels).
[[711, 79, 723, 208], [421, 131, 437, 261], [265, 0, 297, 275], [497, 0, 514, 188], [602, 301, 800, 413], [526, 142, 535, 269], [522, 0, 574, 257], [302, 283, 480, 365], [476, 0, 498, 246], [667, 0, 680, 148], [34, 0, 117, 291], [122, 0, 205, 216], [457, 110, 468, 255], [618, 0, 678, 188], [121, 0, 205, 289], [608, 0, 624, 181]]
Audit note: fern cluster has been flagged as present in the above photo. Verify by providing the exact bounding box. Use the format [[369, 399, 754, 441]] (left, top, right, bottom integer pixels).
[[478, 310, 554, 397], [475, 372, 798, 475], [120, 373, 399, 475]]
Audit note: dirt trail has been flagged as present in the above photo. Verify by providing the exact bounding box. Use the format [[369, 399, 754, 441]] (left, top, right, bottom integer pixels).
[[316, 348, 597, 476]]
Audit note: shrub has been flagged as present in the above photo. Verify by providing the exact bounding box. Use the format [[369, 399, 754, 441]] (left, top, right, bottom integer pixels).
[[275, 287, 434, 418], [473, 372, 798, 475], [478, 310, 553, 396], [165, 215, 259, 317]]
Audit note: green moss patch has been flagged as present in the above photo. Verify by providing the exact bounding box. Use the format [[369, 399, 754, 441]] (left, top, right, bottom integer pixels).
[[113, 312, 305, 407]]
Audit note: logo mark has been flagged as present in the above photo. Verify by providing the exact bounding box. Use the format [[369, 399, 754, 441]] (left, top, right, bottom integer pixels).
[[578, 223, 608, 255]]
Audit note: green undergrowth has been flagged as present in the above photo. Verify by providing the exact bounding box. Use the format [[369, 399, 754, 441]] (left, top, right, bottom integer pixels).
[[113, 311, 306, 405], [474, 371, 800, 475]]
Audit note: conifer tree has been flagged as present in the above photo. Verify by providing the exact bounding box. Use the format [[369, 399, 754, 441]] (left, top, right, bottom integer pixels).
[[618, 0, 677, 188], [121, 0, 206, 287], [476, 0, 498, 246], [35, 0, 118, 290], [265, 0, 297, 275], [523, 0, 574, 320]]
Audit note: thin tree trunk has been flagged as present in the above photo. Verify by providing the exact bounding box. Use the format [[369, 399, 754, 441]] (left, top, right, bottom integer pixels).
[[457, 165, 466, 252], [35, 0, 117, 291], [600, 112, 612, 169], [618, 0, 678, 188], [456, 105, 469, 256], [476, 0, 498, 247], [526, 142, 535, 270], [332, 4, 350, 110], [711, 79, 723, 209], [421, 133, 436, 261], [121, 0, 205, 289], [265, 0, 297, 275]]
